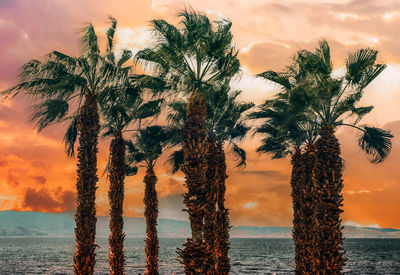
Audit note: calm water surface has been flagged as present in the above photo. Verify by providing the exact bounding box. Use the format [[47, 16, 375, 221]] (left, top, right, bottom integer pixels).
[[0, 238, 399, 274]]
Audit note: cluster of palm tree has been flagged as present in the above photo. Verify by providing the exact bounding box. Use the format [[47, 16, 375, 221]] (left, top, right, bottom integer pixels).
[[1, 8, 393, 275], [252, 40, 393, 273], [165, 84, 253, 273]]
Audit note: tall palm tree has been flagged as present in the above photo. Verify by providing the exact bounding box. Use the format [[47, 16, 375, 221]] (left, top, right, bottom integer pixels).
[[293, 41, 393, 273], [254, 51, 324, 273], [125, 126, 171, 275], [250, 85, 318, 274], [167, 84, 253, 273], [135, 9, 240, 273], [90, 17, 133, 275], [100, 66, 164, 274], [3, 17, 129, 274]]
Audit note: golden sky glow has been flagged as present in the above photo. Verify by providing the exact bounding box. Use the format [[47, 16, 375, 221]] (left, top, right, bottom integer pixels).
[[0, 0, 400, 228]]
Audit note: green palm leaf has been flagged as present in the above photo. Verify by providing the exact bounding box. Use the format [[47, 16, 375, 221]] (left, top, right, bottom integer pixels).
[[358, 126, 393, 163]]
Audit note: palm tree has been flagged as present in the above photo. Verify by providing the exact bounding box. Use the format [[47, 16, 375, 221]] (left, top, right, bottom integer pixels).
[[254, 51, 323, 273], [3, 17, 130, 274], [100, 64, 164, 274], [93, 17, 133, 275], [125, 126, 171, 275], [167, 84, 253, 273], [135, 9, 240, 273], [250, 86, 318, 274], [294, 41, 393, 273]]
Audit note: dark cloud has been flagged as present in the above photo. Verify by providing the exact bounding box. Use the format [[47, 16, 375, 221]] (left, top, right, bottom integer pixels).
[[32, 175, 46, 185], [156, 177, 186, 197], [0, 159, 9, 167], [240, 169, 285, 177], [23, 188, 75, 212], [60, 190, 76, 211], [239, 169, 288, 182], [7, 173, 19, 186]]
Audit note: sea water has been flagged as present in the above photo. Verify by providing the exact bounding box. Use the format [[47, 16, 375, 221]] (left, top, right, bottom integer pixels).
[[0, 238, 399, 274]]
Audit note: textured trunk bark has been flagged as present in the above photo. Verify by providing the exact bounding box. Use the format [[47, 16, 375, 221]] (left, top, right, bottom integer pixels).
[[144, 166, 159, 275], [312, 126, 346, 274], [291, 145, 317, 274], [203, 138, 218, 273], [178, 92, 208, 274], [108, 130, 126, 275], [214, 143, 230, 274], [73, 94, 100, 275], [290, 148, 305, 275], [299, 144, 317, 273]]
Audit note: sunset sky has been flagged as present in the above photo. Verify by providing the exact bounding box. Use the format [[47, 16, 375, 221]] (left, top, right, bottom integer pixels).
[[1, 0, 400, 229]]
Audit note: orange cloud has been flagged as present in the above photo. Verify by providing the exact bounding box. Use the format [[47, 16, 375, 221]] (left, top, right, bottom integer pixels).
[[23, 187, 75, 212]]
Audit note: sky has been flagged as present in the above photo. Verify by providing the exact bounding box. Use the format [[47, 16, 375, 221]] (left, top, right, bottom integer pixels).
[[1, 0, 400, 228]]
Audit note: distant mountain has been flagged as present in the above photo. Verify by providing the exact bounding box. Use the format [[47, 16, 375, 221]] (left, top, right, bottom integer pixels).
[[1, 210, 399, 238], [0, 210, 189, 238]]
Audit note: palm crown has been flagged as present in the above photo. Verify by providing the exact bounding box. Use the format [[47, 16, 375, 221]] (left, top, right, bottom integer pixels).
[[4, 17, 133, 156], [99, 85, 164, 137], [255, 40, 393, 163], [125, 126, 172, 171], [250, 89, 318, 159], [135, 9, 240, 95], [252, 57, 320, 158]]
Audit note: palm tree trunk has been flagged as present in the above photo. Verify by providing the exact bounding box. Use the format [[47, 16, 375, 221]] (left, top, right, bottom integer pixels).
[[300, 144, 317, 273], [291, 145, 317, 274], [312, 126, 346, 273], [204, 138, 218, 273], [108, 130, 126, 275], [74, 94, 100, 275], [178, 92, 208, 274], [290, 148, 305, 275], [214, 142, 230, 274], [144, 165, 159, 275]]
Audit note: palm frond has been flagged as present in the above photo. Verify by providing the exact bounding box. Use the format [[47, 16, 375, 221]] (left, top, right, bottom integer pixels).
[[126, 126, 170, 169], [358, 64, 386, 89], [256, 136, 290, 159], [31, 99, 69, 131], [125, 164, 138, 176], [106, 16, 117, 54], [352, 106, 374, 123], [64, 116, 78, 157], [136, 99, 163, 119], [345, 48, 380, 86], [80, 23, 100, 59], [231, 143, 246, 167], [117, 49, 133, 67], [257, 71, 291, 91], [358, 126, 393, 163], [131, 74, 167, 95], [315, 39, 332, 75], [167, 149, 184, 174]]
